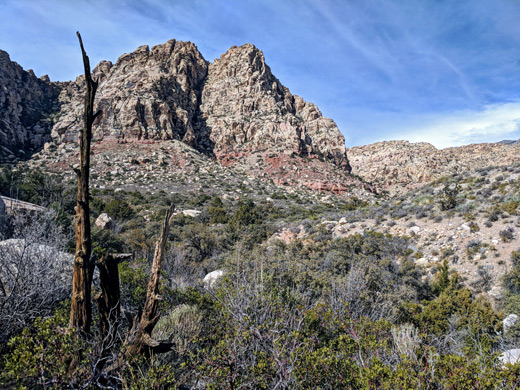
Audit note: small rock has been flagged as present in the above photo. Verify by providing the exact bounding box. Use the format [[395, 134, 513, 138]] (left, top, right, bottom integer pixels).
[[409, 226, 421, 235], [203, 270, 225, 289], [504, 314, 519, 333], [95, 213, 113, 230]]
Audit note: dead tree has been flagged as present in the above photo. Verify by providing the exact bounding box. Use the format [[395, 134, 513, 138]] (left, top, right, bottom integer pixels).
[[69, 32, 100, 333], [124, 204, 176, 358], [95, 253, 131, 346]]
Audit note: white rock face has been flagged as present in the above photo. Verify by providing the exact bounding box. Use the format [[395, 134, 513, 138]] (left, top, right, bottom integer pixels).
[[203, 270, 225, 289], [95, 213, 113, 230], [504, 314, 519, 333], [499, 349, 520, 365]]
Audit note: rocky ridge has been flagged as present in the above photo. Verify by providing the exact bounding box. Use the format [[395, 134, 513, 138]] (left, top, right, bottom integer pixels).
[[52, 40, 209, 149], [47, 39, 350, 173], [348, 140, 520, 193]]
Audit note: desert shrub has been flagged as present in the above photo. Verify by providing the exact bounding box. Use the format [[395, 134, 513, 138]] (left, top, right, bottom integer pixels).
[[0, 166, 67, 207], [469, 221, 480, 232], [0, 307, 90, 389], [91, 226, 125, 255], [118, 259, 149, 311], [500, 226, 516, 242], [229, 199, 262, 229], [503, 250, 520, 294], [439, 183, 460, 211], [104, 197, 135, 220], [152, 304, 203, 355], [207, 196, 228, 224], [0, 210, 71, 345], [413, 286, 500, 337], [181, 223, 221, 262], [503, 201, 519, 215], [466, 239, 482, 258]]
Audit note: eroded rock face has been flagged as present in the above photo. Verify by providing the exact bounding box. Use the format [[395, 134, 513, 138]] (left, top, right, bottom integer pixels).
[[200, 44, 351, 171], [0, 50, 61, 162], [52, 40, 209, 149], [49, 40, 350, 171]]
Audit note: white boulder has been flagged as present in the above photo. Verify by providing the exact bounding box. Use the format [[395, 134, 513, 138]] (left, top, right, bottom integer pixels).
[[182, 209, 201, 218], [95, 213, 113, 230], [499, 349, 520, 366], [203, 270, 225, 289], [504, 314, 519, 333]]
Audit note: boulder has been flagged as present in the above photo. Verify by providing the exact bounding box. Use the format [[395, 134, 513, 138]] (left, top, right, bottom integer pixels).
[[182, 209, 201, 218], [203, 270, 225, 289], [504, 314, 519, 333], [95, 213, 113, 230], [499, 349, 520, 365]]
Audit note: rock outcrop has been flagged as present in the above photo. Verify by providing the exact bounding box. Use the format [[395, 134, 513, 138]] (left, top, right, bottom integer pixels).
[[199, 44, 350, 171], [48, 40, 350, 171], [348, 140, 520, 193], [52, 40, 209, 149], [0, 50, 61, 162]]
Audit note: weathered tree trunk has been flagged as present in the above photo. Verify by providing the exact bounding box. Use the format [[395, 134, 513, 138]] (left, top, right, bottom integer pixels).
[[69, 32, 99, 333], [124, 204, 176, 358], [95, 253, 131, 346]]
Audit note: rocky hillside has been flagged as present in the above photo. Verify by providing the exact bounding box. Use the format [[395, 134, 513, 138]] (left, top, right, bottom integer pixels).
[[0, 50, 61, 162], [348, 140, 520, 193]]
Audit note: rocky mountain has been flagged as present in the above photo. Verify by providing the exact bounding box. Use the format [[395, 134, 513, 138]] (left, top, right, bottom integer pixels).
[[199, 44, 350, 171], [0, 50, 61, 162], [348, 140, 520, 193], [52, 40, 208, 148], [47, 39, 350, 172]]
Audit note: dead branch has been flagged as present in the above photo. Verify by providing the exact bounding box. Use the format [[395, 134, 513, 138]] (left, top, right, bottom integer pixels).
[[123, 204, 176, 359]]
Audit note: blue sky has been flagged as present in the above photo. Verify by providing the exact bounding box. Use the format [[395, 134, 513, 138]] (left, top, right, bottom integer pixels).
[[1, 0, 520, 148]]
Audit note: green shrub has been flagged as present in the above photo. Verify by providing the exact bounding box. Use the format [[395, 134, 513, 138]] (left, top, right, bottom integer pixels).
[[104, 197, 135, 219], [207, 196, 228, 224], [229, 199, 261, 228]]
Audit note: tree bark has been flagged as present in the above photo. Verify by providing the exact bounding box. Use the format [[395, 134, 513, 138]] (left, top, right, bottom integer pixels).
[[124, 204, 176, 358], [69, 32, 99, 333], [95, 253, 131, 346]]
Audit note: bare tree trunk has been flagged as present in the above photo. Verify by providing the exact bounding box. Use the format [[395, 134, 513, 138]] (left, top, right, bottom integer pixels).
[[95, 253, 131, 346], [124, 204, 176, 358], [69, 32, 99, 333]]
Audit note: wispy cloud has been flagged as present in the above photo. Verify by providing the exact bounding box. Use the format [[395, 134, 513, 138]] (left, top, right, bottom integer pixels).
[[400, 102, 520, 148]]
